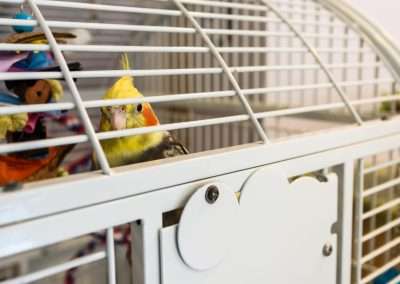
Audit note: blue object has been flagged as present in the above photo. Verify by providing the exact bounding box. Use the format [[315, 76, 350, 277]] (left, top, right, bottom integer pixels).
[[373, 268, 400, 284], [12, 10, 34, 33], [13, 51, 54, 70], [0, 91, 22, 105]]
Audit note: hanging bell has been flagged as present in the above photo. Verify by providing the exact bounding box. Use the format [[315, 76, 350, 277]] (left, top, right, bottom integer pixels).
[[12, 4, 34, 33]]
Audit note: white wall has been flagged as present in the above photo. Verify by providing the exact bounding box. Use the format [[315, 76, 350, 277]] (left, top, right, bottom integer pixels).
[[346, 0, 400, 46]]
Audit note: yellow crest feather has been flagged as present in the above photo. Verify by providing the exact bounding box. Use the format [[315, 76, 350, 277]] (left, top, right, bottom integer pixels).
[[121, 53, 130, 69], [120, 53, 133, 83], [103, 53, 142, 100]]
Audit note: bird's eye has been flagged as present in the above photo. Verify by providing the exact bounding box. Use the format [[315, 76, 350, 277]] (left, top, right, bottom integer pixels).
[[136, 103, 143, 113]]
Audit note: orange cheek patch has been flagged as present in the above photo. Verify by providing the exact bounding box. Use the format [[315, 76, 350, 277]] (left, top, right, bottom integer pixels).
[[143, 105, 159, 126]]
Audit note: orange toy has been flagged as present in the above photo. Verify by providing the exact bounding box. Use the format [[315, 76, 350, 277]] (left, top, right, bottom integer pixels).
[[0, 145, 74, 186]]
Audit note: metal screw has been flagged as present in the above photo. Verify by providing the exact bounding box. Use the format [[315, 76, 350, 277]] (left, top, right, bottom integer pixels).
[[322, 243, 333, 257], [205, 185, 219, 204]]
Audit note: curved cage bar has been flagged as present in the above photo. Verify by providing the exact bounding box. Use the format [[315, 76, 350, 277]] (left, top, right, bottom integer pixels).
[[0, 0, 399, 284]]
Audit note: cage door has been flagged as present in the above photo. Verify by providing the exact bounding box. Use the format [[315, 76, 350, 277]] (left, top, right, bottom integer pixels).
[[160, 166, 338, 284]]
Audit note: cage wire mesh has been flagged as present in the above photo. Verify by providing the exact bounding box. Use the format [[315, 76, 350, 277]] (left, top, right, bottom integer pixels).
[[0, 0, 399, 283], [355, 151, 400, 284]]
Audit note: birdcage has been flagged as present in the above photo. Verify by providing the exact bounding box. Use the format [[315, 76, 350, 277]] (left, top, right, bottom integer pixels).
[[0, 0, 399, 283]]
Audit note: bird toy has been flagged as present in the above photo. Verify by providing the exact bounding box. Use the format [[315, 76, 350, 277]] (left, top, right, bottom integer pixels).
[[0, 10, 81, 188], [12, 4, 34, 33]]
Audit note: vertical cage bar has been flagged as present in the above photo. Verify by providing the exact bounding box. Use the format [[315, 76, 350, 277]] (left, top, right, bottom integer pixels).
[[248, 8, 253, 112], [275, 6, 282, 108], [106, 228, 116, 284], [368, 155, 378, 266], [27, 0, 112, 175], [299, 3, 307, 107], [341, 26, 350, 106], [173, 0, 270, 143], [353, 159, 365, 284], [186, 7, 194, 149], [334, 161, 355, 284], [203, 3, 211, 100], [264, 9, 270, 107], [253, 6, 261, 106], [390, 80, 398, 116], [357, 39, 365, 114], [372, 57, 381, 116], [162, 20, 169, 102], [193, 4, 202, 152], [210, 3, 219, 150], [218, 3, 227, 148], [312, 3, 320, 106], [131, 215, 162, 284], [180, 9, 188, 95], [385, 149, 396, 263], [257, 4, 267, 141], [260, 0, 364, 125]]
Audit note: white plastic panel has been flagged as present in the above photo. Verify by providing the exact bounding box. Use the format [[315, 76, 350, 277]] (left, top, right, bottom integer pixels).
[[160, 166, 338, 284], [177, 182, 239, 271]]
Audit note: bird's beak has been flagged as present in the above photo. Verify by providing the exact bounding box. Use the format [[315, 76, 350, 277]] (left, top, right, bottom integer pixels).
[[111, 110, 126, 130]]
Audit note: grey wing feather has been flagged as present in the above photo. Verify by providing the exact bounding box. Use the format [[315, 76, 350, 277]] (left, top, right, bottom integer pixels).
[[136, 133, 189, 163]]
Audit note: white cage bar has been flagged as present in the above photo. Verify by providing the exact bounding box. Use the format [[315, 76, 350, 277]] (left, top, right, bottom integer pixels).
[[0, 0, 399, 283]]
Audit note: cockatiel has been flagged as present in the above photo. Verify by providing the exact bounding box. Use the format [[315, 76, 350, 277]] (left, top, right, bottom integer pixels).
[[66, 56, 187, 278], [99, 54, 188, 168]]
